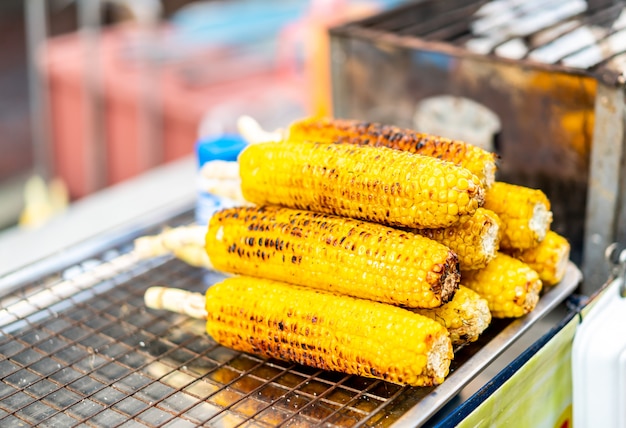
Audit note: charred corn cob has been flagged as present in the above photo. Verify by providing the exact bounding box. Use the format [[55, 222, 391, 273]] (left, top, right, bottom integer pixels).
[[415, 208, 501, 270], [413, 286, 491, 346], [483, 182, 553, 250], [286, 117, 497, 189], [206, 205, 460, 308], [239, 141, 484, 229], [461, 253, 543, 318], [505, 230, 570, 286], [205, 276, 454, 386]]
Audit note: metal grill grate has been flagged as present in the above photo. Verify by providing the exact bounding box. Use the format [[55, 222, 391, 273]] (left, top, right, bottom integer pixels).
[[354, 0, 626, 80], [0, 212, 425, 427], [0, 210, 581, 427]]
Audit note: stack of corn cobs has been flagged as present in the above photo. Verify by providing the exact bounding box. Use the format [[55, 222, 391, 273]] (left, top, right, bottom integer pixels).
[[139, 117, 571, 388]]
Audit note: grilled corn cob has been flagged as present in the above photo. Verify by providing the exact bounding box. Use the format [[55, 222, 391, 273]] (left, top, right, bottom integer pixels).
[[413, 286, 491, 346], [505, 230, 570, 286], [415, 208, 501, 270], [205, 276, 454, 386], [286, 117, 497, 189], [483, 182, 553, 250], [239, 141, 484, 229], [206, 205, 460, 308], [461, 253, 543, 318]]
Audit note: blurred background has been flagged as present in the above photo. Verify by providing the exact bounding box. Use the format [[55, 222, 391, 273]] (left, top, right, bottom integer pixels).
[[0, 0, 406, 232]]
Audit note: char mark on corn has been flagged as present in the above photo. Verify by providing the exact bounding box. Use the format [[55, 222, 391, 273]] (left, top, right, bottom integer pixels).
[[287, 117, 497, 189], [238, 141, 484, 230], [206, 205, 460, 308], [205, 276, 454, 386]]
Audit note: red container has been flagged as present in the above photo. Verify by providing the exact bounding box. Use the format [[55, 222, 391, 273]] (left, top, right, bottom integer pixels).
[[41, 25, 306, 199]]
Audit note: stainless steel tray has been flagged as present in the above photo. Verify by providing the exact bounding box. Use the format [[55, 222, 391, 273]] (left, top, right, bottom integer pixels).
[[0, 210, 582, 427]]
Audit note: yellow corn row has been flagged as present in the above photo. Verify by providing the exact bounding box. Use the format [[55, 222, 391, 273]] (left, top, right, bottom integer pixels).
[[483, 182, 553, 250], [505, 230, 570, 286], [461, 253, 543, 318], [413, 285, 491, 346], [239, 141, 484, 229], [415, 208, 501, 270], [286, 117, 497, 189], [206, 205, 460, 308], [205, 276, 454, 386]]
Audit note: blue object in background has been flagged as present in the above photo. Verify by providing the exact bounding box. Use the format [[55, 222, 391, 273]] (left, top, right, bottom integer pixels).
[[195, 134, 248, 224], [196, 133, 248, 167]]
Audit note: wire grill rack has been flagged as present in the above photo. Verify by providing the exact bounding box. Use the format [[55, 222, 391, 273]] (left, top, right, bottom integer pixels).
[[0, 211, 439, 427], [0, 209, 581, 427]]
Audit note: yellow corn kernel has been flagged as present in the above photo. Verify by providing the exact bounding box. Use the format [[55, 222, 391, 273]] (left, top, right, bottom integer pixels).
[[506, 230, 570, 286], [415, 208, 501, 270], [287, 117, 497, 189], [483, 182, 553, 250], [238, 141, 484, 229], [206, 205, 460, 308], [413, 285, 491, 346], [205, 276, 454, 386], [461, 253, 543, 318]]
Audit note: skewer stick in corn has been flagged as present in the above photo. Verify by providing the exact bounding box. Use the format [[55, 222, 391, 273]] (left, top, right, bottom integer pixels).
[[239, 141, 485, 229], [206, 205, 460, 308], [198, 160, 251, 205], [145, 277, 454, 387], [133, 225, 213, 269], [505, 230, 570, 286], [483, 182, 553, 250], [413, 286, 491, 346], [461, 253, 543, 318], [415, 208, 501, 271], [286, 117, 497, 189]]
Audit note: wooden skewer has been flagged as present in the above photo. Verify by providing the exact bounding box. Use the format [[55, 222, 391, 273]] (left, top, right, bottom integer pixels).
[[144, 286, 207, 320]]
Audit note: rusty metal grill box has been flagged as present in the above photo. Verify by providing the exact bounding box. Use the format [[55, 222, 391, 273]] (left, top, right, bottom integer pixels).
[[329, 0, 626, 293]]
